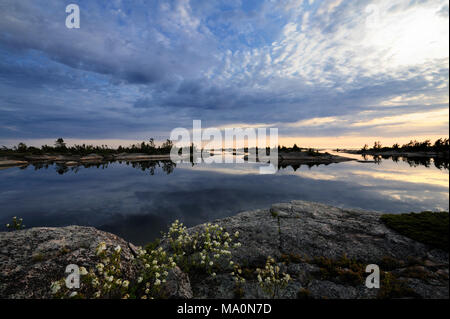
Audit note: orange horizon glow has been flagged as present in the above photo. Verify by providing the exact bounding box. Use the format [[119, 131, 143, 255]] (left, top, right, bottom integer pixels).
[[2, 134, 448, 150]]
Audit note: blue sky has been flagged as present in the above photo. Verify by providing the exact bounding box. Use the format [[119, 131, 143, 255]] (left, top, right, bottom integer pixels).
[[0, 0, 448, 148]]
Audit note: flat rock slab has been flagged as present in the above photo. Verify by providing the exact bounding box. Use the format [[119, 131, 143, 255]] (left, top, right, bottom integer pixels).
[[1, 200, 448, 299]]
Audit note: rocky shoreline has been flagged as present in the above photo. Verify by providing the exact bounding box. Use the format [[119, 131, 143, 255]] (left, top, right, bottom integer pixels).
[[0, 200, 448, 299], [0, 153, 172, 168], [278, 151, 354, 165], [339, 149, 449, 159], [0, 151, 355, 169]]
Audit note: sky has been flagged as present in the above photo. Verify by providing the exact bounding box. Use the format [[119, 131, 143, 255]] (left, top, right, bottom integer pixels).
[[0, 0, 448, 148]]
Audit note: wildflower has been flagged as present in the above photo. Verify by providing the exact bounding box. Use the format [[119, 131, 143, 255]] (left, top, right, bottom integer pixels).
[[79, 267, 88, 275], [137, 277, 143, 283], [211, 272, 216, 277], [122, 280, 129, 288], [94, 291, 101, 298], [50, 281, 61, 294], [229, 261, 234, 266], [69, 291, 78, 298], [96, 242, 107, 255], [141, 295, 148, 299], [114, 245, 121, 253], [234, 231, 239, 237], [209, 261, 213, 266], [155, 272, 160, 278], [95, 263, 105, 270], [154, 279, 161, 286]]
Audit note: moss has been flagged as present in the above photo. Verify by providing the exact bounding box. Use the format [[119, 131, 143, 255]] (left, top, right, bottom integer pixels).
[[401, 266, 430, 281], [312, 255, 365, 286], [60, 246, 71, 255], [297, 288, 313, 299], [233, 285, 245, 299], [280, 253, 305, 264], [380, 211, 449, 250], [378, 256, 404, 271], [32, 253, 44, 262], [241, 267, 256, 280], [377, 272, 421, 299]]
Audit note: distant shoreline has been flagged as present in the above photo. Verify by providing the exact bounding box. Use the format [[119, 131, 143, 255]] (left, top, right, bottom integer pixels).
[[338, 149, 450, 158], [0, 150, 357, 169]]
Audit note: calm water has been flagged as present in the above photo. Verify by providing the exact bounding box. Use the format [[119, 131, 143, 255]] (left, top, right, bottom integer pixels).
[[0, 152, 448, 245]]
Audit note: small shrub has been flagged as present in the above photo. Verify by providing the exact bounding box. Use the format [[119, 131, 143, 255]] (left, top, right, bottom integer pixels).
[[312, 255, 365, 286], [379, 256, 404, 271], [256, 256, 291, 298], [377, 272, 421, 299], [6, 216, 25, 231]]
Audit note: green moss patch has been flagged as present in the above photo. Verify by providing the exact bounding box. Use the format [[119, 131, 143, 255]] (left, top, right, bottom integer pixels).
[[380, 211, 449, 250]]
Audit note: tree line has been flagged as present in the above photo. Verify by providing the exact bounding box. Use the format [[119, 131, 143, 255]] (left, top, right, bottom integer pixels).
[[361, 138, 449, 153], [1, 138, 174, 156]]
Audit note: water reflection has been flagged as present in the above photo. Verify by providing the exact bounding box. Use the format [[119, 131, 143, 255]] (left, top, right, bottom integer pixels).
[[360, 154, 449, 170], [24, 160, 177, 175], [1, 153, 448, 245]]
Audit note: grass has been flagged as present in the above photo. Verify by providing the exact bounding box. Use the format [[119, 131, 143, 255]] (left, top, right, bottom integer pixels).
[[311, 255, 365, 286], [380, 211, 449, 250]]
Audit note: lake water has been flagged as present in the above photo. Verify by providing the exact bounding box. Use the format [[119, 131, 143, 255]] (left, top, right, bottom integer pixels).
[[0, 152, 448, 245]]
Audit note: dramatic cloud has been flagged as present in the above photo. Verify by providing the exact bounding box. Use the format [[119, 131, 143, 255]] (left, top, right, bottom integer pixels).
[[0, 0, 448, 147]]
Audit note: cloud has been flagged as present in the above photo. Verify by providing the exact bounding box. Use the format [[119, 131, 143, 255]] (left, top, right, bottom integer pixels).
[[0, 0, 448, 146]]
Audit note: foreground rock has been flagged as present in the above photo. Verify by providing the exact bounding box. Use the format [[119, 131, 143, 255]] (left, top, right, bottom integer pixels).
[[0, 226, 138, 298], [0, 201, 448, 299], [186, 201, 448, 299]]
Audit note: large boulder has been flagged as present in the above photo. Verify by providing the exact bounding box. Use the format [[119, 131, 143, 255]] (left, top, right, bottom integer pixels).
[[0, 226, 138, 298]]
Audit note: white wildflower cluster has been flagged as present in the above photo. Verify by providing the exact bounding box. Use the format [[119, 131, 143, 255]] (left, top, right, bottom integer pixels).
[[230, 264, 246, 285], [165, 221, 241, 275], [50, 242, 131, 299], [135, 245, 174, 299], [6, 216, 25, 231], [256, 256, 291, 298], [50, 220, 245, 299]]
